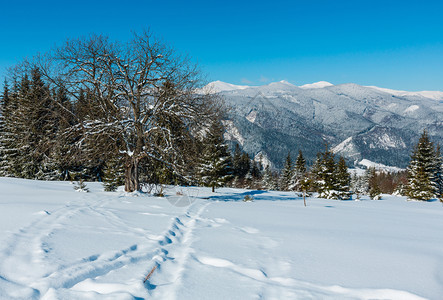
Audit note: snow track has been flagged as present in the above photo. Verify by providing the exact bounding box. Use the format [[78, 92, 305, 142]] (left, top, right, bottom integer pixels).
[[0, 182, 208, 299], [146, 201, 210, 299], [0, 193, 101, 298]]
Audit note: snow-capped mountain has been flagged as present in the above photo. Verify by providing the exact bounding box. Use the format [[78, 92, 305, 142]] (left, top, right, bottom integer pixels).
[[212, 80, 443, 168]]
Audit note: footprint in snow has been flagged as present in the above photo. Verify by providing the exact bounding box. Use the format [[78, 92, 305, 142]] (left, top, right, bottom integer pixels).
[[34, 210, 51, 215], [196, 255, 267, 281], [240, 226, 260, 234]]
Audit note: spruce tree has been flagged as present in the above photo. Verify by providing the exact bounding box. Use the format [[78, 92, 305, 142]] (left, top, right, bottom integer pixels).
[[1, 78, 20, 177], [0, 80, 10, 176], [290, 150, 306, 191], [433, 144, 443, 200], [335, 156, 352, 199], [316, 146, 338, 199], [232, 143, 242, 178], [262, 165, 277, 190], [279, 152, 293, 191], [310, 152, 323, 192], [405, 130, 437, 200], [351, 171, 369, 200], [198, 120, 233, 192], [10, 74, 34, 178], [103, 156, 125, 191], [238, 152, 251, 179]]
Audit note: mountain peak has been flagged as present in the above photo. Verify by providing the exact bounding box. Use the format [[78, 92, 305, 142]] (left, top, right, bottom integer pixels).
[[203, 81, 252, 93], [299, 81, 334, 89], [266, 80, 297, 89]]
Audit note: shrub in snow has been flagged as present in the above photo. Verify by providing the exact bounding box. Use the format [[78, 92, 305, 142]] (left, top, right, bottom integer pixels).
[[369, 185, 381, 200], [243, 195, 254, 202], [74, 179, 89, 192], [153, 185, 165, 197]]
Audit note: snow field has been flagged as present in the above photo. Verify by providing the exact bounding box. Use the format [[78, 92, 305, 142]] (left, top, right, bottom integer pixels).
[[0, 178, 442, 299]]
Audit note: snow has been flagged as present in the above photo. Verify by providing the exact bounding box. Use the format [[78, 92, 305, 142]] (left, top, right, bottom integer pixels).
[[254, 151, 273, 169], [405, 105, 420, 113], [201, 81, 253, 93], [1, 177, 442, 299], [299, 81, 334, 89], [245, 110, 257, 123], [222, 120, 245, 146], [367, 86, 443, 101], [332, 136, 353, 153], [358, 159, 405, 173], [368, 133, 406, 150]]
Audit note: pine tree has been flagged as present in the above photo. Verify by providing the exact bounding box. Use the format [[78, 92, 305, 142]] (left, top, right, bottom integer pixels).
[[316, 146, 338, 199], [250, 160, 261, 179], [279, 152, 293, 191], [433, 144, 443, 200], [238, 152, 251, 179], [1, 78, 20, 177], [405, 130, 437, 200], [262, 165, 277, 190], [0, 79, 10, 176], [198, 120, 233, 192], [10, 74, 34, 178], [310, 152, 322, 192], [335, 156, 352, 199], [103, 156, 125, 191], [368, 167, 382, 200], [232, 144, 242, 178], [290, 150, 306, 191], [350, 171, 369, 200]]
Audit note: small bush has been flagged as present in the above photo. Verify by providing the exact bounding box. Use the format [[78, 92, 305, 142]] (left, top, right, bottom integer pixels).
[[243, 195, 254, 202], [74, 179, 89, 192]]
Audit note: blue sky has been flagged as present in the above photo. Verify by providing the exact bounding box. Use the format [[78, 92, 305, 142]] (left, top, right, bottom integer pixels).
[[1, 0, 443, 91]]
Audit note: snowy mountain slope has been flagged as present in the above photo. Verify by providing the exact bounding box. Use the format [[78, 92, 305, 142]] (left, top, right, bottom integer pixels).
[[367, 85, 443, 101], [1, 178, 443, 299], [213, 81, 443, 168], [358, 159, 404, 173], [202, 80, 253, 93]]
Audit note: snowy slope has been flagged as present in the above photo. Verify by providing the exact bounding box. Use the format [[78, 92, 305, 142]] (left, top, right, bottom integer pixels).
[[358, 158, 405, 173], [203, 80, 253, 93], [367, 86, 443, 101], [1, 178, 443, 299]]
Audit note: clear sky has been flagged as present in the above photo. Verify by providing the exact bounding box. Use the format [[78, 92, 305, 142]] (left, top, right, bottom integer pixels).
[[1, 0, 443, 91]]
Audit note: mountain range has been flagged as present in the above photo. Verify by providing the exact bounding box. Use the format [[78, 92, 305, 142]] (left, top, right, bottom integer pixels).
[[205, 80, 443, 169]]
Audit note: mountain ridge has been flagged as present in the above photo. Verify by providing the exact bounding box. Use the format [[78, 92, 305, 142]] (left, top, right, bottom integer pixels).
[[212, 80, 443, 169]]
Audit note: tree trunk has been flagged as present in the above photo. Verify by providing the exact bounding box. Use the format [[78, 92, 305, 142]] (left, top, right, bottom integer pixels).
[[212, 185, 215, 193], [125, 158, 139, 192]]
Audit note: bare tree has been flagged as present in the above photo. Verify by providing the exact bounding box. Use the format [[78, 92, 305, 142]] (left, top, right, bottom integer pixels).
[[35, 31, 221, 192]]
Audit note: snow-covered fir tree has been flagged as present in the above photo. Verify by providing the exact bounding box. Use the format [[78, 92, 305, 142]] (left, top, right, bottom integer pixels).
[[405, 130, 438, 200], [103, 156, 125, 191], [368, 167, 382, 200], [432, 144, 443, 200], [0, 80, 10, 176], [262, 165, 277, 190], [279, 152, 293, 191], [290, 150, 306, 191], [315, 146, 339, 199], [350, 171, 369, 200], [198, 120, 233, 192], [334, 156, 352, 200]]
